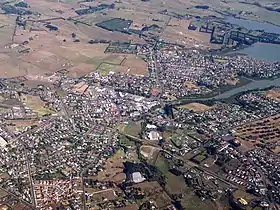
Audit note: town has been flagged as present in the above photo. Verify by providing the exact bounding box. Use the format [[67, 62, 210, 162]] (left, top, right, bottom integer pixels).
[[0, 0, 279, 210]]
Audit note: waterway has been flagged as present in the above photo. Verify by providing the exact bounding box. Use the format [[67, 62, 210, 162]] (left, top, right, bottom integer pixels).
[[223, 16, 280, 61], [224, 16, 280, 34], [232, 43, 280, 61], [174, 17, 280, 104], [176, 77, 280, 104]]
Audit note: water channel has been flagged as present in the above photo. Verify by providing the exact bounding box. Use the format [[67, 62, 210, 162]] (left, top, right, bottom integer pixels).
[[176, 77, 280, 104], [224, 16, 280, 61], [177, 78, 280, 103]]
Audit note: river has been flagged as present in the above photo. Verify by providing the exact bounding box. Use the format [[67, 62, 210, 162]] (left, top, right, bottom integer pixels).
[[176, 77, 280, 104], [224, 16, 280, 34]]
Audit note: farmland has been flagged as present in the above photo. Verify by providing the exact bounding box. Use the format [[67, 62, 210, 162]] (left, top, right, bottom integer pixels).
[[235, 114, 280, 154]]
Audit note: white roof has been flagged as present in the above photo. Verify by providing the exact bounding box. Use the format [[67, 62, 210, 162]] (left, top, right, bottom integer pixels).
[[132, 172, 145, 183], [0, 137, 7, 147], [146, 124, 157, 129], [148, 131, 160, 141]]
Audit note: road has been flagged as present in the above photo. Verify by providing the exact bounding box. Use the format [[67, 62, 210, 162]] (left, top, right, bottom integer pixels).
[[149, 17, 171, 89], [80, 155, 100, 210], [0, 186, 36, 209], [24, 150, 36, 207], [7, 118, 53, 146]]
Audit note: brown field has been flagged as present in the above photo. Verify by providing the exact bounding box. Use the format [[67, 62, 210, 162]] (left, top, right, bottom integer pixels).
[[94, 151, 126, 184], [162, 19, 220, 49], [122, 55, 148, 76], [140, 145, 160, 159], [236, 138, 255, 153], [1, 0, 278, 79], [72, 82, 89, 93], [6, 119, 39, 131], [0, 14, 14, 47], [235, 114, 280, 153], [178, 102, 212, 112], [3, 25, 148, 78], [266, 88, 280, 101], [130, 181, 173, 208]]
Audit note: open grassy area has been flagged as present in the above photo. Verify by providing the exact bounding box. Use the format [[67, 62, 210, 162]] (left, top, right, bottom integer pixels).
[[96, 62, 118, 75], [21, 94, 56, 116], [178, 102, 212, 112], [165, 172, 190, 195], [112, 149, 125, 159], [96, 18, 132, 33], [118, 135, 135, 148], [181, 194, 216, 210], [0, 107, 8, 113], [121, 122, 142, 137], [155, 153, 170, 174]]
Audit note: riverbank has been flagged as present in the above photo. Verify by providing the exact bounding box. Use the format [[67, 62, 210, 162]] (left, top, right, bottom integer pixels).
[[173, 76, 280, 106]]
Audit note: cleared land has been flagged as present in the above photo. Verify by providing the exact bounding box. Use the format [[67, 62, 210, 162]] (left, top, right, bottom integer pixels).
[[162, 19, 220, 49], [21, 94, 56, 116], [266, 88, 280, 101], [6, 119, 39, 132], [178, 102, 212, 112]]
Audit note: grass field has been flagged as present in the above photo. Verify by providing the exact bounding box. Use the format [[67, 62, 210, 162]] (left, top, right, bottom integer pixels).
[[21, 94, 56, 116], [181, 194, 216, 210], [165, 172, 190, 195], [120, 122, 142, 137], [154, 153, 170, 174]]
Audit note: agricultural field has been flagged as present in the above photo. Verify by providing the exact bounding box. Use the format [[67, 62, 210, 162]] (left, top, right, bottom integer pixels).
[[162, 18, 220, 49], [1, 0, 279, 80], [96, 18, 132, 33], [234, 114, 280, 154], [95, 53, 148, 76]]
